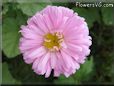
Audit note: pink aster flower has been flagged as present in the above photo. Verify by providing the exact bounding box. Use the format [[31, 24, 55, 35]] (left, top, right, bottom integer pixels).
[[19, 6, 92, 78]]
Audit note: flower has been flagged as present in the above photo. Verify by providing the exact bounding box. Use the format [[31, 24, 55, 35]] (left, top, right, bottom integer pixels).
[[19, 6, 92, 78]]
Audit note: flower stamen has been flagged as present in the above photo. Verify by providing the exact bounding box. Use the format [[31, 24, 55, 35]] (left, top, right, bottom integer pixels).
[[43, 32, 64, 51]]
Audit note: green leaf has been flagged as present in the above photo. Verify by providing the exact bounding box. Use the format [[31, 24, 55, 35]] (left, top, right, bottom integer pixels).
[[17, 0, 52, 16], [75, 57, 93, 82], [2, 62, 21, 84], [2, 4, 9, 15], [101, 7, 114, 25], [2, 9, 28, 58], [52, 2, 69, 7], [2, 18, 20, 58], [73, 8, 100, 28], [0, 23, 2, 50], [54, 57, 94, 84], [0, 63, 2, 84], [2, 0, 16, 3], [111, 63, 114, 82], [54, 75, 77, 84]]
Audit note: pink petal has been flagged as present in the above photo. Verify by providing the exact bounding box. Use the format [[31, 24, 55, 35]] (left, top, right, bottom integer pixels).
[[58, 6, 74, 17], [45, 62, 51, 78], [28, 46, 46, 58], [50, 52, 57, 69], [37, 52, 50, 74], [33, 14, 49, 33], [67, 43, 83, 52], [60, 50, 72, 69], [32, 58, 40, 70], [27, 24, 44, 36]]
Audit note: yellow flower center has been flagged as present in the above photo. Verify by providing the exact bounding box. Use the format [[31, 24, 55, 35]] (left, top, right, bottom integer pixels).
[[43, 32, 64, 51]]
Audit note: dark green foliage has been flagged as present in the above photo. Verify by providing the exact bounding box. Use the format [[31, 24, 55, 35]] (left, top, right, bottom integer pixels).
[[2, 62, 21, 84], [1, 1, 114, 85]]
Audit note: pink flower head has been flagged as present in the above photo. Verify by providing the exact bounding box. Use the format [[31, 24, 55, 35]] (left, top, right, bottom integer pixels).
[[19, 6, 92, 78]]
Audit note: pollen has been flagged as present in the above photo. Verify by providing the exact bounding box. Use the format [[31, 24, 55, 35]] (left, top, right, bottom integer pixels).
[[43, 32, 64, 51]]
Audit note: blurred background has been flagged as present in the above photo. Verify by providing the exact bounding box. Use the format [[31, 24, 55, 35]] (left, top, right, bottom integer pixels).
[[1, 0, 114, 85]]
